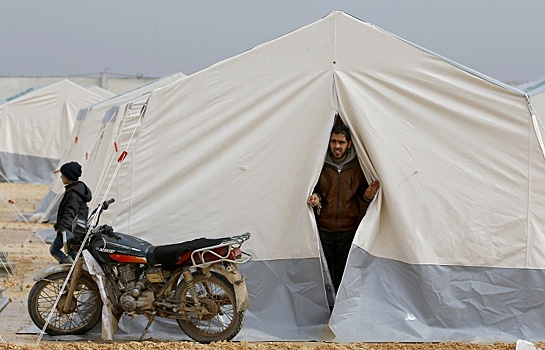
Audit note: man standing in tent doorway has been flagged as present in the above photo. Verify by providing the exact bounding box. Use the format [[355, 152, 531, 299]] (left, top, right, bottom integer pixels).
[[308, 123, 380, 294]]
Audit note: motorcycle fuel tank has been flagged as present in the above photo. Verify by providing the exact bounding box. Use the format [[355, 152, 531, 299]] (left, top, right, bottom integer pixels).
[[90, 231, 153, 265]]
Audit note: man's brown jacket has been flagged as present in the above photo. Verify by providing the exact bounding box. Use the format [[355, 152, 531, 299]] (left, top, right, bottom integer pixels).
[[313, 155, 369, 233]]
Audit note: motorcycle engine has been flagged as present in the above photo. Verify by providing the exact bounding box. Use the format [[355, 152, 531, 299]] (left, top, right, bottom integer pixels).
[[112, 265, 155, 312]]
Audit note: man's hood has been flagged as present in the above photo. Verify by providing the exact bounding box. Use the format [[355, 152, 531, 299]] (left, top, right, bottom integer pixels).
[[325, 147, 356, 171]]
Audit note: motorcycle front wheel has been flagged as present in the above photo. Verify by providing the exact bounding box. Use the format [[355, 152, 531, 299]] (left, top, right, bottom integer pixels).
[[175, 271, 245, 343], [27, 271, 102, 335]]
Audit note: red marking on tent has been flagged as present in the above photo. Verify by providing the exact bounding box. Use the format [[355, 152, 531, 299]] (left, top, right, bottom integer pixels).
[[86, 152, 89, 160], [114, 142, 119, 152], [8, 199, 14, 204], [75, 136, 79, 143], [118, 151, 128, 163]]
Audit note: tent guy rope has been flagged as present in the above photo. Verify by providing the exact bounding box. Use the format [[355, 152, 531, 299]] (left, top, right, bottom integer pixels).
[[34, 100, 148, 346]]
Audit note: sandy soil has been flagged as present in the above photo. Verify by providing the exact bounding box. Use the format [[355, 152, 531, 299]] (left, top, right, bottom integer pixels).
[[0, 183, 542, 350]]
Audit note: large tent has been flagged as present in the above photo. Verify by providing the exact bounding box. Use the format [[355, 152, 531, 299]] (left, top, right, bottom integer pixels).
[[534, 90, 545, 118], [0, 80, 107, 183], [59, 11, 545, 342], [36, 73, 186, 221], [86, 85, 116, 99], [0, 85, 43, 105], [535, 91, 545, 117], [519, 78, 545, 119]]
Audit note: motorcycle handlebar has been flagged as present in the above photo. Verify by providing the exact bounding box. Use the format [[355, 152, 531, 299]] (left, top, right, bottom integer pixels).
[[102, 198, 115, 210], [89, 198, 116, 223]]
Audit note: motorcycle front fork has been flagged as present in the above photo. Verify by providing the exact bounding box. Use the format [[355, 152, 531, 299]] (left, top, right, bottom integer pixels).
[[62, 257, 84, 313]]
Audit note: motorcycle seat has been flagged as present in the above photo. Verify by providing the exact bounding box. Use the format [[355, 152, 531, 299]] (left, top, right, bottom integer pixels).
[[146, 237, 226, 268]]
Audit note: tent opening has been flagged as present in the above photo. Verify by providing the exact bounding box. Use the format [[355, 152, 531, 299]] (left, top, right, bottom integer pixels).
[[310, 114, 378, 309]]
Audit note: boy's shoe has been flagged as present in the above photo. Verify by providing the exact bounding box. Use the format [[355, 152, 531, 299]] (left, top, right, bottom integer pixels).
[[60, 256, 74, 264]]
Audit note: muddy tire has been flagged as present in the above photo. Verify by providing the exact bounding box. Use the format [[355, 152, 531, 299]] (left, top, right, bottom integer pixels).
[[27, 271, 102, 335], [175, 271, 245, 343]]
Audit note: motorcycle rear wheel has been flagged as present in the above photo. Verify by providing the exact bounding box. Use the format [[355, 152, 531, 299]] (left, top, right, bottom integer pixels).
[[27, 271, 102, 335], [175, 271, 245, 343]]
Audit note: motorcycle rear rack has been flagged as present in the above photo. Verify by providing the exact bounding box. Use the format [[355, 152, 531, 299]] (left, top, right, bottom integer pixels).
[[189, 232, 252, 268]]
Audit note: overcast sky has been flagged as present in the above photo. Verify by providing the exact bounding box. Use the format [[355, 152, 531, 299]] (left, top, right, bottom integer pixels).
[[2, 0, 545, 84]]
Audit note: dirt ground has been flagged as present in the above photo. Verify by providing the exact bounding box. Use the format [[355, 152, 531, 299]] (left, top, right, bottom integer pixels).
[[0, 183, 542, 350]]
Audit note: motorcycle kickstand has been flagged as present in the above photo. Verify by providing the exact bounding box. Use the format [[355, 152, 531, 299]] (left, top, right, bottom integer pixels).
[[139, 313, 156, 341]]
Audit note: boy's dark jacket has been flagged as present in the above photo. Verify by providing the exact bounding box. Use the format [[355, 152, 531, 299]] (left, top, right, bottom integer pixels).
[[54, 181, 92, 233]]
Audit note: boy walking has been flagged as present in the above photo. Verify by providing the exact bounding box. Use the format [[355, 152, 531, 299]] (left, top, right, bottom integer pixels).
[[50, 161, 92, 264]]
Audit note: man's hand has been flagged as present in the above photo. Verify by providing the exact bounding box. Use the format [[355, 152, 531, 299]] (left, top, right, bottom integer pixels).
[[307, 193, 322, 215], [364, 179, 381, 202], [307, 193, 320, 207]]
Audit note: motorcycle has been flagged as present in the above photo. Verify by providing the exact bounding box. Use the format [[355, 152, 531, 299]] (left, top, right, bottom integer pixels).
[[27, 198, 252, 343]]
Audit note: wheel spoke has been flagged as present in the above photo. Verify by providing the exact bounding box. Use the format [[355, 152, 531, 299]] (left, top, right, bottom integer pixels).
[[179, 276, 238, 337], [28, 272, 102, 335]]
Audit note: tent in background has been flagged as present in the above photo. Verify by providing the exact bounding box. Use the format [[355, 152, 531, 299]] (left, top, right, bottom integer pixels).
[[519, 77, 545, 118], [86, 85, 116, 99], [36, 73, 186, 221], [0, 85, 43, 105], [0, 85, 43, 124], [0, 80, 106, 183], [61, 12, 545, 342], [534, 91, 545, 117]]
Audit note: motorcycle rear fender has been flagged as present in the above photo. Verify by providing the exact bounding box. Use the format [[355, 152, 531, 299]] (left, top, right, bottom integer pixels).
[[206, 263, 249, 311], [232, 277, 249, 311], [33, 262, 88, 282]]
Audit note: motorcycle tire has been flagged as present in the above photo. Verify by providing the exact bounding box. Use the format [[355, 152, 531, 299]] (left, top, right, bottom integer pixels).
[[27, 271, 102, 335], [175, 271, 245, 343]]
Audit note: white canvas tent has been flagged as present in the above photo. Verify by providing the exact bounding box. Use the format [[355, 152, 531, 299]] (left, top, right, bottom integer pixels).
[[519, 78, 545, 119], [59, 12, 545, 342], [0, 80, 106, 183], [535, 91, 545, 117], [36, 73, 186, 221], [86, 85, 116, 99], [0, 85, 43, 105]]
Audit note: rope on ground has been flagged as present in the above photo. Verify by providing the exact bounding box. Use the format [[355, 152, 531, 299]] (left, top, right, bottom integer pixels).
[[0, 175, 48, 246], [0, 251, 15, 278]]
